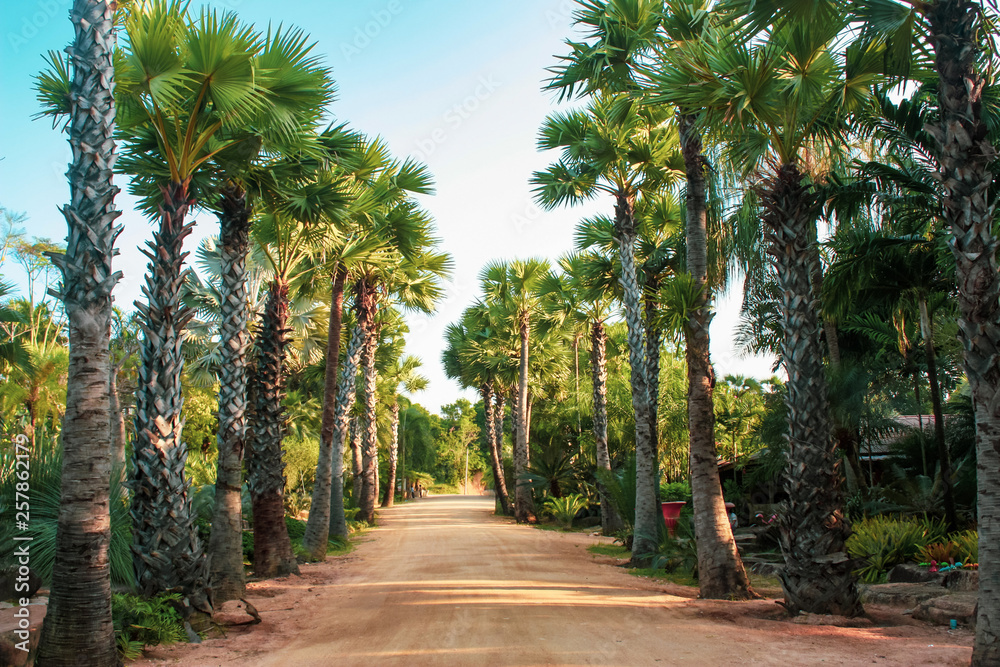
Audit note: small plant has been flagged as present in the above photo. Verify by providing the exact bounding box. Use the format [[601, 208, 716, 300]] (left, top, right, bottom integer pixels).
[[543, 493, 589, 529], [846, 515, 947, 583], [918, 541, 960, 564], [952, 530, 979, 564], [112, 592, 187, 661], [660, 481, 692, 504]]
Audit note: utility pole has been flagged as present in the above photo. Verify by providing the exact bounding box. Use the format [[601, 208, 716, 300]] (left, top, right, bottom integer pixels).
[[464, 445, 470, 495]]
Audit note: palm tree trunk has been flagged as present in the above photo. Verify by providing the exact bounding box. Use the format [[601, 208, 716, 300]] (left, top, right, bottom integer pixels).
[[679, 113, 754, 600], [644, 279, 661, 460], [482, 383, 511, 515], [302, 268, 348, 556], [762, 163, 860, 617], [38, 2, 119, 662], [351, 416, 362, 504], [207, 184, 250, 603], [357, 278, 380, 524], [615, 192, 657, 562], [109, 364, 126, 468], [926, 4, 1000, 659], [130, 178, 211, 613], [591, 320, 621, 535], [247, 278, 299, 578], [514, 315, 536, 523], [918, 298, 957, 530], [381, 402, 401, 507], [325, 324, 364, 540]]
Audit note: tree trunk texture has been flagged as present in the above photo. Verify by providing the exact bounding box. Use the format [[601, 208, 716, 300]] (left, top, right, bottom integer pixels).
[[615, 192, 658, 562], [38, 2, 120, 663], [918, 298, 958, 530], [591, 320, 622, 535], [303, 269, 347, 556], [644, 278, 661, 460], [130, 178, 211, 614], [381, 402, 401, 507], [357, 277, 380, 524], [762, 163, 861, 617], [207, 184, 250, 603], [925, 3, 1000, 660], [483, 383, 512, 515], [514, 316, 536, 523], [679, 113, 754, 600], [246, 279, 299, 578], [325, 325, 364, 540]]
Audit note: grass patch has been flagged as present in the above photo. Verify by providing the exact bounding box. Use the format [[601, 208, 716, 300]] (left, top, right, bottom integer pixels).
[[587, 543, 630, 558], [532, 520, 593, 533], [628, 567, 699, 587]]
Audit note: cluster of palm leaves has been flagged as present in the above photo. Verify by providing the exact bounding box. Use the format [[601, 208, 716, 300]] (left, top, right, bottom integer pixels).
[[32, 3, 449, 657]]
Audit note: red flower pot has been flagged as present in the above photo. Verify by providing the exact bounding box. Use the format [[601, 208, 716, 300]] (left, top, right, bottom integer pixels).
[[661, 501, 686, 536]]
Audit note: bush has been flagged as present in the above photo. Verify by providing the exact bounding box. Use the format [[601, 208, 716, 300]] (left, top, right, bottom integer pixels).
[[953, 530, 979, 563], [0, 444, 134, 589], [846, 515, 947, 583], [543, 493, 589, 528], [660, 481, 692, 503], [112, 592, 186, 661]]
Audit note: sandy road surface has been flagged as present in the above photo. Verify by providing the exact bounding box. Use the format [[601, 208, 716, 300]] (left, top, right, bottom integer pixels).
[[136, 495, 971, 666]]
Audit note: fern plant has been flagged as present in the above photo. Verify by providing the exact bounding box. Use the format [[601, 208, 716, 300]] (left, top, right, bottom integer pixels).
[[112, 592, 187, 661], [543, 493, 589, 529], [846, 515, 947, 582]]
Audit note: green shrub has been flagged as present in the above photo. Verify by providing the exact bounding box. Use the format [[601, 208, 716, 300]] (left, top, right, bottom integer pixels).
[[112, 592, 186, 661], [285, 516, 307, 540], [543, 493, 589, 528], [660, 481, 692, 504], [0, 444, 134, 589], [846, 515, 947, 583], [952, 530, 979, 563]]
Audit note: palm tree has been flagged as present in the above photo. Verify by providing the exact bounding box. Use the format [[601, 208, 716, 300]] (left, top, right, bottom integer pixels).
[[532, 94, 682, 558], [443, 303, 516, 515], [644, 0, 756, 600], [34, 1, 119, 662], [200, 28, 335, 604], [654, 17, 880, 614], [381, 356, 428, 507], [246, 175, 345, 576], [105, 2, 275, 608], [538, 253, 622, 534], [481, 258, 551, 523]]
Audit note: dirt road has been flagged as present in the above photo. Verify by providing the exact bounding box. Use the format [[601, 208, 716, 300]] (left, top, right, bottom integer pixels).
[[136, 495, 972, 666]]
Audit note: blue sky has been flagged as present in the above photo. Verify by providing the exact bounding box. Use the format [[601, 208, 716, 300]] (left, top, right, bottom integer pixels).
[[0, 0, 774, 412]]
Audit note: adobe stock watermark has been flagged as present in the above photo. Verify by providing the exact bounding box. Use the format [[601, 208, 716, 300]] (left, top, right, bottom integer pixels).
[[511, 202, 545, 235], [341, 0, 404, 62], [543, 0, 578, 31], [7, 0, 71, 54], [11, 433, 33, 653], [412, 75, 501, 162]]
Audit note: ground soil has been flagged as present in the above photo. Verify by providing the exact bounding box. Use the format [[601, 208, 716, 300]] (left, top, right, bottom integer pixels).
[[131, 495, 973, 666]]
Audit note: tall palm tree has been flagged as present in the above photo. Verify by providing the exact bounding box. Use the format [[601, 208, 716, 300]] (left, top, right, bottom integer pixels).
[[201, 28, 335, 604], [733, 1, 1000, 649], [246, 172, 345, 576], [645, 0, 756, 600], [105, 1, 278, 608], [654, 17, 881, 615], [381, 356, 428, 507], [34, 1, 119, 662], [538, 253, 622, 534], [481, 258, 551, 523], [532, 94, 682, 557], [443, 303, 516, 516]]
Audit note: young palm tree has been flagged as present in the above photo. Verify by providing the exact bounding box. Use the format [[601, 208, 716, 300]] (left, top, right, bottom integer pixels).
[[532, 94, 682, 557], [34, 1, 119, 663], [481, 258, 551, 523], [654, 17, 881, 614]]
